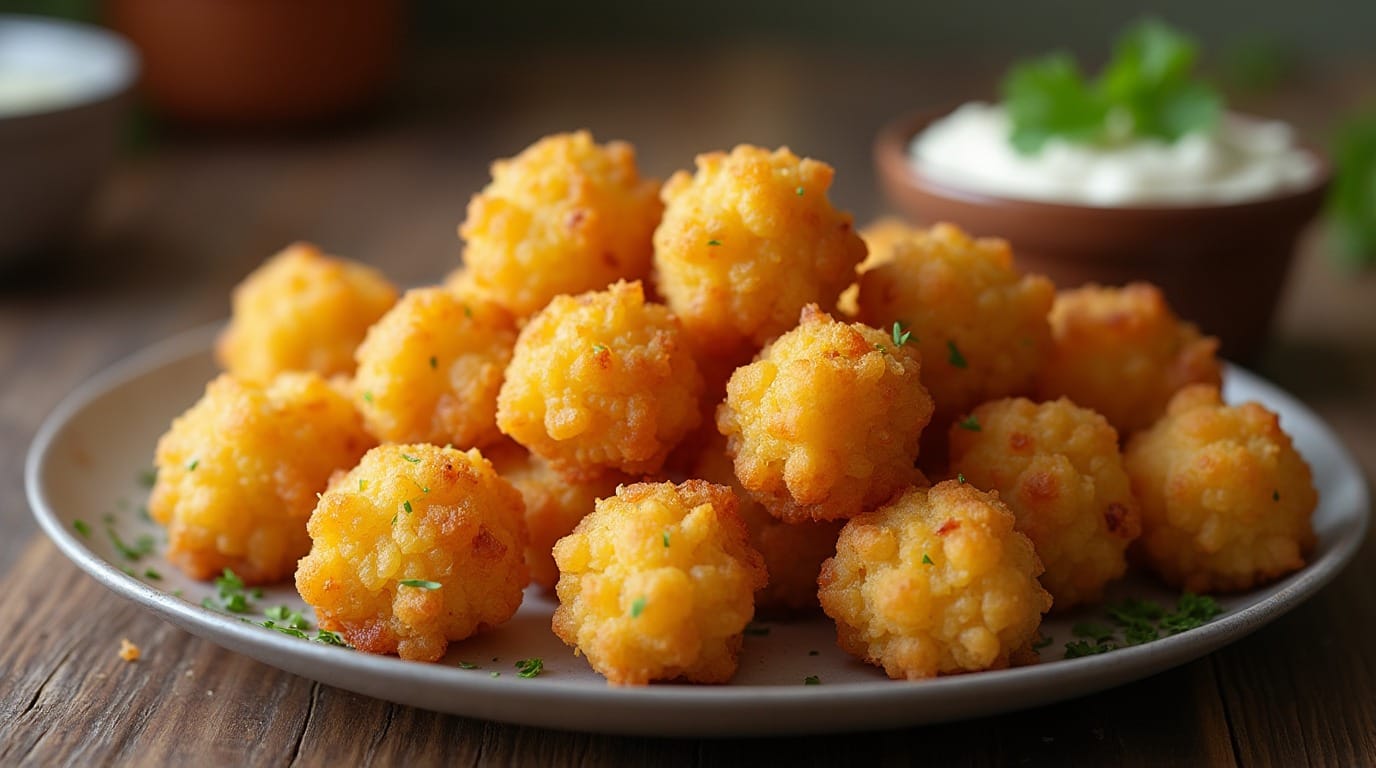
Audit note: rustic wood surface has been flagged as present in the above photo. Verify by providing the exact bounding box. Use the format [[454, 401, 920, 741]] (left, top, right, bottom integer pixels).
[[1, 49, 1373, 766]]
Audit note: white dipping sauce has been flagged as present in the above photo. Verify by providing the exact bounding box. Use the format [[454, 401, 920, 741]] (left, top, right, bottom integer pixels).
[[910, 102, 1319, 206]]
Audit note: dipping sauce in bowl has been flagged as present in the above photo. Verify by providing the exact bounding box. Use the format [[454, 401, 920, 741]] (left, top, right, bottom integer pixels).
[[911, 102, 1320, 208]]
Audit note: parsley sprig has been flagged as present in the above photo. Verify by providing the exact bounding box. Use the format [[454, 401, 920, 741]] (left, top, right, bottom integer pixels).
[[1003, 19, 1222, 155], [1328, 109, 1376, 268]]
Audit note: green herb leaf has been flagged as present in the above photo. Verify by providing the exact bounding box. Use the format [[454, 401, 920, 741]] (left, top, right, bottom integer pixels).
[[1071, 621, 1117, 643], [402, 500, 413, 514], [804, 675, 821, 685], [400, 579, 441, 590], [186, 458, 199, 472], [490, 671, 501, 678], [630, 595, 647, 618], [707, 239, 722, 247], [458, 661, 478, 670], [138, 468, 158, 488], [73, 520, 91, 538], [957, 473, 967, 485], [401, 453, 421, 464], [363, 391, 374, 403], [514, 658, 544, 678], [315, 630, 347, 647], [946, 340, 968, 369], [892, 322, 911, 347], [1004, 52, 1108, 154], [921, 553, 934, 565], [143, 568, 162, 580], [1329, 109, 1376, 267], [662, 530, 671, 548], [957, 415, 982, 432], [1064, 639, 1116, 658], [795, 186, 805, 196], [592, 343, 608, 354]]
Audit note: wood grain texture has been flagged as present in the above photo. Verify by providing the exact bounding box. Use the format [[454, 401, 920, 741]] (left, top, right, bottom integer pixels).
[[1, 47, 1372, 766]]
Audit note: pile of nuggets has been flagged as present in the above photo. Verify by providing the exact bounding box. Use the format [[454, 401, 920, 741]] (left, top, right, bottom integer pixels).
[[148, 131, 1319, 684]]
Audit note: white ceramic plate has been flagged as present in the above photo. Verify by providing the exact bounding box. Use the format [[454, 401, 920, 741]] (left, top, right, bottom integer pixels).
[[26, 326, 1370, 736]]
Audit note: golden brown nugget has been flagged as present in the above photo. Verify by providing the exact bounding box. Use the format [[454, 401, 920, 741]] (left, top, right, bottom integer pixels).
[[353, 286, 516, 449], [497, 280, 702, 480], [690, 431, 841, 614], [1124, 385, 1317, 592], [485, 439, 627, 591], [216, 242, 397, 382], [949, 397, 1141, 610], [459, 131, 662, 319], [717, 305, 933, 523], [150, 372, 373, 584], [295, 444, 529, 662], [856, 223, 1054, 447], [818, 481, 1051, 680], [552, 481, 767, 685], [1037, 282, 1222, 435], [653, 144, 867, 367]]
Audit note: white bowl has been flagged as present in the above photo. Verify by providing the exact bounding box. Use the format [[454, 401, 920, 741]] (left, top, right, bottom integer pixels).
[[0, 15, 138, 267]]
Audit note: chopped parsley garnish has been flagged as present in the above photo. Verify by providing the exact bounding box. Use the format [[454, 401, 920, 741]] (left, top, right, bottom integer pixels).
[[957, 473, 967, 484], [73, 520, 91, 538], [1003, 18, 1221, 155], [490, 671, 501, 678], [795, 186, 805, 196], [107, 527, 156, 562], [402, 500, 413, 514], [429, 355, 438, 370], [359, 479, 367, 492], [662, 530, 671, 548], [143, 568, 162, 580], [138, 467, 157, 488], [199, 568, 256, 614], [315, 630, 347, 647], [592, 343, 608, 354], [804, 675, 821, 685], [1329, 110, 1376, 267], [744, 623, 770, 637], [401, 453, 421, 464], [957, 415, 982, 432], [362, 391, 374, 403], [946, 340, 968, 369], [514, 658, 544, 678], [873, 342, 888, 355], [186, 458, 199, 472], [399, 579, 441, 590], [921, 553, 934, 565], [264, 605, 311, 630], [707, 239, 722, 246], [1063, 593, 1223, 659], [629, 595, 647, 618], [892, 322, 912, 347], [463, 304, 473, 318], [458, 661, 478, 670]]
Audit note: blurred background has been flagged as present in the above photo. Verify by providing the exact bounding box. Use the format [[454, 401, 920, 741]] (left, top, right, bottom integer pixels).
[[0, 0, 1370, 340]]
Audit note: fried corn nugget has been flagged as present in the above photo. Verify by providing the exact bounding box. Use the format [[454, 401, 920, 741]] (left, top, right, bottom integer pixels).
[[459, 131, 662, 319], [1037, 282, 1223, 435], [949, 398, 1141, 610], [838, 217, 912, 317], [485, 439, 626, 591], [295, 444, 529, 662], [1124, 385, 1317, 593], [552, 481, 767, 685], [216, 242, 398, 382], [717, 305, 933, 523], [150, 372, 373, 584], [653, 144, 867, 366], [856, 222, 1054, 435], [818, 481, 1051, 680], [353, 286, 516, 449], [497, 280, 702, 480], [690, 431, 841, 614]]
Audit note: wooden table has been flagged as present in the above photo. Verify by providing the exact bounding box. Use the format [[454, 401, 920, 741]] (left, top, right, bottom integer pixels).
[[3, 48, 1374, 766]]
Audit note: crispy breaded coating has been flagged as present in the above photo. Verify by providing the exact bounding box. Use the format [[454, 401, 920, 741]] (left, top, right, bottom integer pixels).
[[818, 481, 1051, 680], [150, 372, 373, 584], [1037, 282, 1223, 435], [856, 223, 1054, 439], [216, 242, 397, 382], [459, 131, 662, 319], [353, 286, 516, 449], [496, 280, 702, 480], [295, 444, 529, 662], [653, 144, 867, 366], [949, 398, 1141, 610], [1124, 385, 1317, 592], [690, 431, 841, 614], [485, 439, 626, 591], [551, 481, 767, 685], [838, 217, 912, 317], [717, 305, 933, 523]]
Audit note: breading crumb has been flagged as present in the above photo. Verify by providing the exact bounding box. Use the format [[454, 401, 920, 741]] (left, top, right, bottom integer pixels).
[[118, 638, 141, 662]]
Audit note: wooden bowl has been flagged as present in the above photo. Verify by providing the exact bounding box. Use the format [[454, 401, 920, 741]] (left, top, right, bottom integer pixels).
[[107, 0, 402, 126], [874, 109, 1332, 362]]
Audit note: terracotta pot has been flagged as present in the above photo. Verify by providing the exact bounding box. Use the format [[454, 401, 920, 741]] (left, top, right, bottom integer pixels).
[[106, 0, 402, 126], [874, 109, 1332, 363]]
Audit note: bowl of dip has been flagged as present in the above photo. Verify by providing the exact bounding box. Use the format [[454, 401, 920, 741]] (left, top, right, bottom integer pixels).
[[875, 103, 1330, 362], [0, 15, 137, 268]]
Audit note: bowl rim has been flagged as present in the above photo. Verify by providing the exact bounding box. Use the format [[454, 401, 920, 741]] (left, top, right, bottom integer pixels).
[[0, 13, 140, 121], [875, 106, 1333, 216]]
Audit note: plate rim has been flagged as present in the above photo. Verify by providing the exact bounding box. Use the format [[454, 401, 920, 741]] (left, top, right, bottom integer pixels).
[[24, 326, 1372, 736]]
